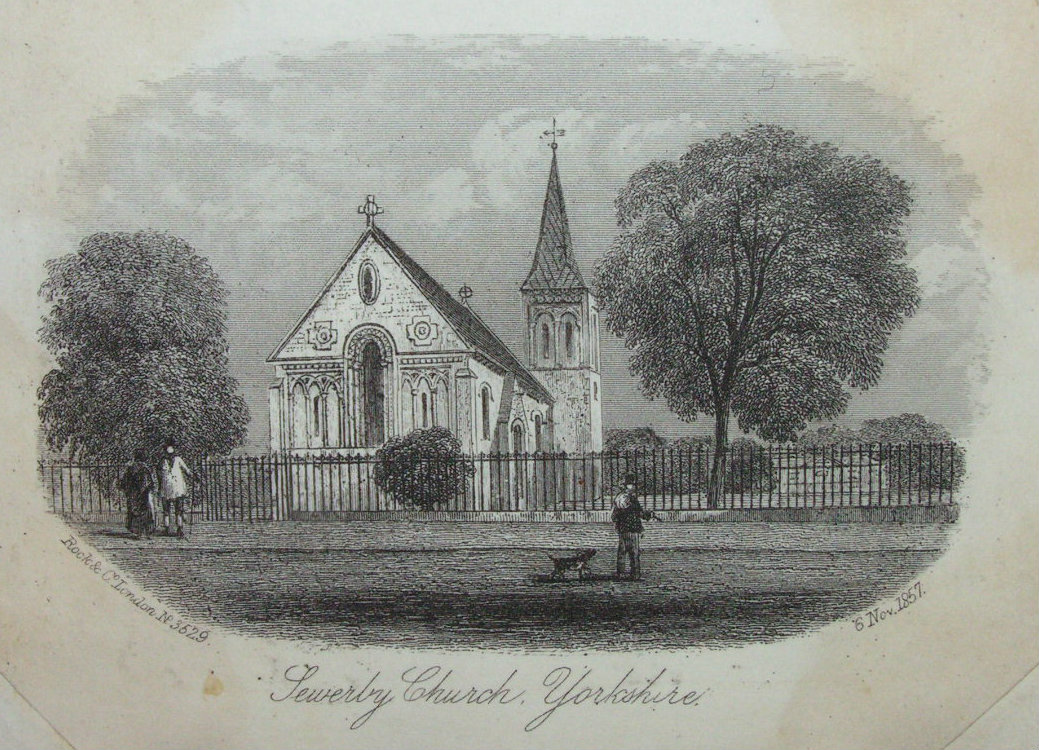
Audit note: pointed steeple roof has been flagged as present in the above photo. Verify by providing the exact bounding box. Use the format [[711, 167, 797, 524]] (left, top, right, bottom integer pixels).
[[522, 149, 587, 291]]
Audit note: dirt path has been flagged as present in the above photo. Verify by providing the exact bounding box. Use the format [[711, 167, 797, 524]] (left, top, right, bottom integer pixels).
[[72, 520, 950, 651]]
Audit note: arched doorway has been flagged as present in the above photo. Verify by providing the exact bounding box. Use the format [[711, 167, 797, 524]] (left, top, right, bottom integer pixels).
[[345, 326, 395, 448], [361, 339, 385, 446], [510, 420, 527, 508]]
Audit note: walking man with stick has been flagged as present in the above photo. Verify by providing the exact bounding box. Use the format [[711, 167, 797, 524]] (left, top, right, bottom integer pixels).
[[611, 472, 657, 580]]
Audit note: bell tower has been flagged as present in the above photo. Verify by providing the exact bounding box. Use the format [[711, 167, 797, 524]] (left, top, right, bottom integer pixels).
[[521, 129, 602, 453]]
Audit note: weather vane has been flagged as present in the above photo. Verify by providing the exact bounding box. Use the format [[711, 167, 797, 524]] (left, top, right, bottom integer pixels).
[[542, 117, 566, 150], [358, 194, 384, 227]]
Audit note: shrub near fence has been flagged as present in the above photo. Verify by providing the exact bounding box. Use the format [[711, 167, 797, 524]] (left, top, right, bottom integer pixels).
[[40, 442, 961, 521], [601, 443, 776, 498]]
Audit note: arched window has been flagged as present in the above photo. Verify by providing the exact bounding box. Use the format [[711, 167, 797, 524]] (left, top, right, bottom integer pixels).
[[481, 385, 492, 441], [325, 383, 342, 447], [593, 381, 598, 401], [431, 379, 448, 428], [511, 421, 525, 454], [291, 382, 307, 449], [309, 383, 324, 448], [541, 322, 552, 361], [534, 414, 543, 452], [411, 378, 434, 430], [591, 313, 599, 369], [561, 313, 580, 366]]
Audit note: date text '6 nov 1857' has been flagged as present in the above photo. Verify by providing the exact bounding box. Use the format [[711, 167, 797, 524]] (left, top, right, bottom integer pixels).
[[854, 581, 924, 631]]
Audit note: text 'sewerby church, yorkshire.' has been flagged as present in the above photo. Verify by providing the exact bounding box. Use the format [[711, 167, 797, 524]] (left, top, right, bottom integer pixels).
[[267, 141, 603, 456]]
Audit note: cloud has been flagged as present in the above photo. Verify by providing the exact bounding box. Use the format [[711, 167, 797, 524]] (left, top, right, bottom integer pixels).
[[608, 113, 708, 157], [911, 243, 987, 299], [63, 38, 989, 447], [419, 168, 476, 222], [471, 108, 596, 208]]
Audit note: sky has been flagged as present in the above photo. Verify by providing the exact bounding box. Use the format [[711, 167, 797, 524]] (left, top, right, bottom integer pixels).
[[60, 36, 987, 452]]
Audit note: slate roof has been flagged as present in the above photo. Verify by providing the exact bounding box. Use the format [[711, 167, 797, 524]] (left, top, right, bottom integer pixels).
[[521, 149, 587, 291], [269, 225, 552, 405]]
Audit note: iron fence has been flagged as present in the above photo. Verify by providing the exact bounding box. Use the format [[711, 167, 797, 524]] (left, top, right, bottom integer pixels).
[[39, 442, 961, 521]]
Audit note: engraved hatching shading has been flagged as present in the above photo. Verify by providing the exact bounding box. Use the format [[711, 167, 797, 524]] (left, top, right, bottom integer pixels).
[[38, 38, 978, 650]]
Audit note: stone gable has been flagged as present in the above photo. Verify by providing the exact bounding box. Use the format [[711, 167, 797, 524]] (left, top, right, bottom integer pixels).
[[272, 234, 466, 360]]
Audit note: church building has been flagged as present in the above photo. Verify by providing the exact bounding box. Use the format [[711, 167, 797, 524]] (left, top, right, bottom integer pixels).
[[267, 144, 603, 456]]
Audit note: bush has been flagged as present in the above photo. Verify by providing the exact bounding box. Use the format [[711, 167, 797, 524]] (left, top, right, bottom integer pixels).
[[374, 427, 474, 510], [601, 435, 776, 496], [798, 415, 965, 494], [603, 428, 681, 496], [604, 427, 666, 452], [722, 438, 777, 494], [881, 442, 965, 495]]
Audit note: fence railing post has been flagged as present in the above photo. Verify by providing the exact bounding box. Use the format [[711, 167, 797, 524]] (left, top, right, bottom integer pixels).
[[37, 442, 962, 522]]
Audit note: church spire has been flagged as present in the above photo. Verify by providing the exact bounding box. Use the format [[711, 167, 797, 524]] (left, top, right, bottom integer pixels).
[[521, 137, 587, 291]]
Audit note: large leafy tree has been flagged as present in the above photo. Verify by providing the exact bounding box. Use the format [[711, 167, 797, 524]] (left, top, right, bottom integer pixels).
[[595, 125, 919, 507], [38, 231, 249, 462]]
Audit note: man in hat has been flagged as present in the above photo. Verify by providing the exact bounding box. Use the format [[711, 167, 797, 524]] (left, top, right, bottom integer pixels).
[[158, 441, 193, 537], [611, 472, 657, 580]]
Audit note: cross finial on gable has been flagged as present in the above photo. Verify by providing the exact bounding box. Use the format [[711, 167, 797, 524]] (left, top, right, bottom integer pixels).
[[542, 117, 566, 151], [358, 194, 384, 227]]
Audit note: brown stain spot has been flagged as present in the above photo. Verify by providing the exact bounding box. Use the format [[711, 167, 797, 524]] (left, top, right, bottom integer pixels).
[[203, 670, 224, 697]]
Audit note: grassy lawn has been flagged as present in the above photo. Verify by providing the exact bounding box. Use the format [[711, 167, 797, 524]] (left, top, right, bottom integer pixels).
[[74, 520, 951, 650]]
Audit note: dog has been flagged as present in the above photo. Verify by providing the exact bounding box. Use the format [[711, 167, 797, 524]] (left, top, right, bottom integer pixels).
[[547, 549, 597, 581]]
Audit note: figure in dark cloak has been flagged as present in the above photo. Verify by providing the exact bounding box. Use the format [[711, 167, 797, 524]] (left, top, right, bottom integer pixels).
[[119, 448, 155, 539]]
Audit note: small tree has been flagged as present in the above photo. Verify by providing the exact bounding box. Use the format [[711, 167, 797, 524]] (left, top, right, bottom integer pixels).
[[603, 427, 667, 495], [799, 414, 965, 494], [721, 437, 777, 495], [859, 414, 965, 494], [374, 427, 475, 510], [796, 423, 862, 447], [858, 413, 953, 444], [38, 232, 248, 463], [604, 427, 666, 452], [596, 125, 919, 507]]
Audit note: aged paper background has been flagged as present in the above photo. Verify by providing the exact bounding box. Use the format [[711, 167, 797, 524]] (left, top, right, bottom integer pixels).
[[0, 1, 1035, 748]]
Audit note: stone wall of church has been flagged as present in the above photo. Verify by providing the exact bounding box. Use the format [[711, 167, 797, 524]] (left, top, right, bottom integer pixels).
[[465, 359, 551, 455], [271, 232, 554, 456], [272, 234, 480, 453], [271, 350, 557, 455], [536, 369, 602, 454], [468, 358, 505, 454], [270, 360, 347, 452], [275, 235, 466, 363], [522, 291, 603, 455]]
